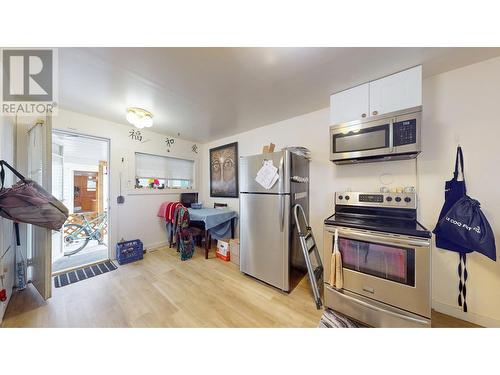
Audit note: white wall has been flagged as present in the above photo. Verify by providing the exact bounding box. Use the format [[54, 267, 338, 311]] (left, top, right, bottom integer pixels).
[[0, 117, 16, 323], [419, 56, 500, 327], [53, 109, 201, 252], [200, 109, 417, 256], [200, 56, 500, 327]]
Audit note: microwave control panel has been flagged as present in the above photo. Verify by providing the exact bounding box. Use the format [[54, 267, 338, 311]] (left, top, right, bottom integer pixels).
[[393, 118, 417, 146]]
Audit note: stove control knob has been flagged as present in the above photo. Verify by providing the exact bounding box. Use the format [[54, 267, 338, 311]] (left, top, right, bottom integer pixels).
[[345, 195, 350, 201], [338, 195, 343, 200], [404, 197, 412, 203], [395, 197, 402, 202], [386, 196, 393, 202]]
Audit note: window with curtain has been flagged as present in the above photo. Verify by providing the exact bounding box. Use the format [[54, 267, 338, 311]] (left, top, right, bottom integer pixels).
[[135, 152, 195, 190]]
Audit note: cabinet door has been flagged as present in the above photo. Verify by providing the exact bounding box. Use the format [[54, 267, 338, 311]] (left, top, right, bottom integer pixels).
[[369, 65, 422, 116], [330, 83, 369, 125]]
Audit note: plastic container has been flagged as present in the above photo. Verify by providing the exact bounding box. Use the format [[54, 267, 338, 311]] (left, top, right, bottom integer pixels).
[[216, 239, 230, 261], [191, 202, 203, 209], [116, 239, 144, 265]]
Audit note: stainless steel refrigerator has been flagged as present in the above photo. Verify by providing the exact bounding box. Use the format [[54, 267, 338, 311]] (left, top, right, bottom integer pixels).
[[239, 149, 309, 292]]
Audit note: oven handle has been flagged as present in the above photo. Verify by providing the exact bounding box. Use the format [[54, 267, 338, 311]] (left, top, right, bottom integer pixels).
[[332, 287, 430, 326], [325, 228, 430, 248]]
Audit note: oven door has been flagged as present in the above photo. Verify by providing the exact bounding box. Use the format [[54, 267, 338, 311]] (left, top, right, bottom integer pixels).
[[330, 117, 393, 162], [324, 225, 431, 319]]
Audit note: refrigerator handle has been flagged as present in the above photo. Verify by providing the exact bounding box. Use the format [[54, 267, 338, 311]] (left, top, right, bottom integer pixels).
[[278, 155, 284, 192], [278, 154, 285, 232], [280, 195, 285, 232]]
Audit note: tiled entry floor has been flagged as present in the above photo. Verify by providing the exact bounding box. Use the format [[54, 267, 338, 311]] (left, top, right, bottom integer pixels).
[[52, 242, 108, 274]]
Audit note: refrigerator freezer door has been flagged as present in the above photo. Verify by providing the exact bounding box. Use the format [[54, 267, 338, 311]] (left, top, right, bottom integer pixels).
[[239, 150, 290, 194], [240, 193, 290, 291]]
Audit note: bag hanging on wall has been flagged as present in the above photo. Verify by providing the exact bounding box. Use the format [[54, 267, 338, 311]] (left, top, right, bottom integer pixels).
[[0, 160, 69, 231], [433, 146, 497, 313], [433, 146, 472, 254], [435, 196, 496, 261]]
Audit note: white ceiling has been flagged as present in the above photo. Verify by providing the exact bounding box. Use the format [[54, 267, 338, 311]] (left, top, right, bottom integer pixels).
[[58, 47, 500, 142]]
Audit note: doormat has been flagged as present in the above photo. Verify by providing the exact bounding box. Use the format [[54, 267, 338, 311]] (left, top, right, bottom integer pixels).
[[54, 260, 117, 288], [318, 308, 365, 328]]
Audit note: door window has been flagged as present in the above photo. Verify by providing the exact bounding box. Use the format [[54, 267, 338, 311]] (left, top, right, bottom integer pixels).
[[332, 124, 390, 153], [336, 237, 415, 286]]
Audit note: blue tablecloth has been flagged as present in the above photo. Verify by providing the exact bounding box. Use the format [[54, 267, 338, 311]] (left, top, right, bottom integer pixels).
[[188, 208, 238, 240]]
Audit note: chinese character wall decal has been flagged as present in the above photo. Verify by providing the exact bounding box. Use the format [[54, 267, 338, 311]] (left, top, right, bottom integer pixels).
[[165, 137, 175, 152], [192, 144, 198, 154], [129, 130, 143, 142]]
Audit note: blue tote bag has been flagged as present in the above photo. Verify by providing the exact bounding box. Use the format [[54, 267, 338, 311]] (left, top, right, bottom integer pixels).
[[434, 147, 496, 312]]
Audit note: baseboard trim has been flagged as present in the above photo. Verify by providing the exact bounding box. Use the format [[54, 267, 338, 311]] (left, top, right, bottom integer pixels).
[[144, 241, 168, 252], [432, 300, 500, 327]]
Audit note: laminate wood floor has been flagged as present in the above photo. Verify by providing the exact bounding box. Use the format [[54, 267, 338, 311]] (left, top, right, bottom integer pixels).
[[1, 246, 480, 328], [2, 246, 323, 328]]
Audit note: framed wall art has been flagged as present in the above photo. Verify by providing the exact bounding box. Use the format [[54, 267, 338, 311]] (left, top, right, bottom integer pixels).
[[209, 142, 238, 198]]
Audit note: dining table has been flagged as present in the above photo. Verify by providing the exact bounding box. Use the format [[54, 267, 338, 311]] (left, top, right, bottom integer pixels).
[[187, 207, 238, 259]]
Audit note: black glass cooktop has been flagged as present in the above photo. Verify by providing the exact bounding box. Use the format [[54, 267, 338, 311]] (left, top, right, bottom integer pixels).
[[324, 213, 431, 239]]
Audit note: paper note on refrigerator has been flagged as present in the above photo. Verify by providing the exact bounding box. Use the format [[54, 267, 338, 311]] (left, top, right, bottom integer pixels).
[[255, 160, 279, 189]]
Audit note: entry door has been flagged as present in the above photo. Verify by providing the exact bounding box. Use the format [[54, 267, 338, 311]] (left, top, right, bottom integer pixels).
[[27, 118, 52, 300]]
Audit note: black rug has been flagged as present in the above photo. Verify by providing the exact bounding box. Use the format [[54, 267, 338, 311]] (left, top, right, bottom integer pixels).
[[54, 260, 117, 288]]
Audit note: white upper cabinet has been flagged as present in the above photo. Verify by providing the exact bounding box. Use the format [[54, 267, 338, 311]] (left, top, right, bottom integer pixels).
[[330, 83, 369, 125], [329, 65, 422, 125], [369, 65, 422, 116]]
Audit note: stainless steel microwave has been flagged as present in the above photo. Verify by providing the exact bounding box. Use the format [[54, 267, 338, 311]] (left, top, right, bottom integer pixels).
[[330, 106, 422, 164]]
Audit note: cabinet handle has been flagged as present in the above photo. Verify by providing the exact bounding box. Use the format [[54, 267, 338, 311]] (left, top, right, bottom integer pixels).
[[372, 110, 378, 116], [361, 113, 366, 118]]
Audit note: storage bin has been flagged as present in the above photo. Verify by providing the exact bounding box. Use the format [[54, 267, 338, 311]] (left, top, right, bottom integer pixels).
[[116, 239, 144, 265], [216, 239, 230, 261]]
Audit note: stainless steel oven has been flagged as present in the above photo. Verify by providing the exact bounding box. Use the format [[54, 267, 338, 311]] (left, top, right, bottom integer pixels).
[[330, 106, 421, 164], [323, 191, 431, 327]]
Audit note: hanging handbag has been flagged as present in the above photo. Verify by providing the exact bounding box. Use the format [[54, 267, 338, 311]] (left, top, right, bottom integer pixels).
[[433, 147, 497, 313], [0, 160, 69, 231], [435, 196, 496, 261]]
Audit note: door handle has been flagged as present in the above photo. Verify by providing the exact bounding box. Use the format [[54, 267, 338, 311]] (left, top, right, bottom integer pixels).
[[279, 195, 285, 232], [325, 228, 430, 248], [328, 287, 429, 325], [278, 155, 284, 192]]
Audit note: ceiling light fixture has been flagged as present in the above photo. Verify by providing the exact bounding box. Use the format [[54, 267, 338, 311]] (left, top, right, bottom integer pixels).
[[126, 107, 154, 129]]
